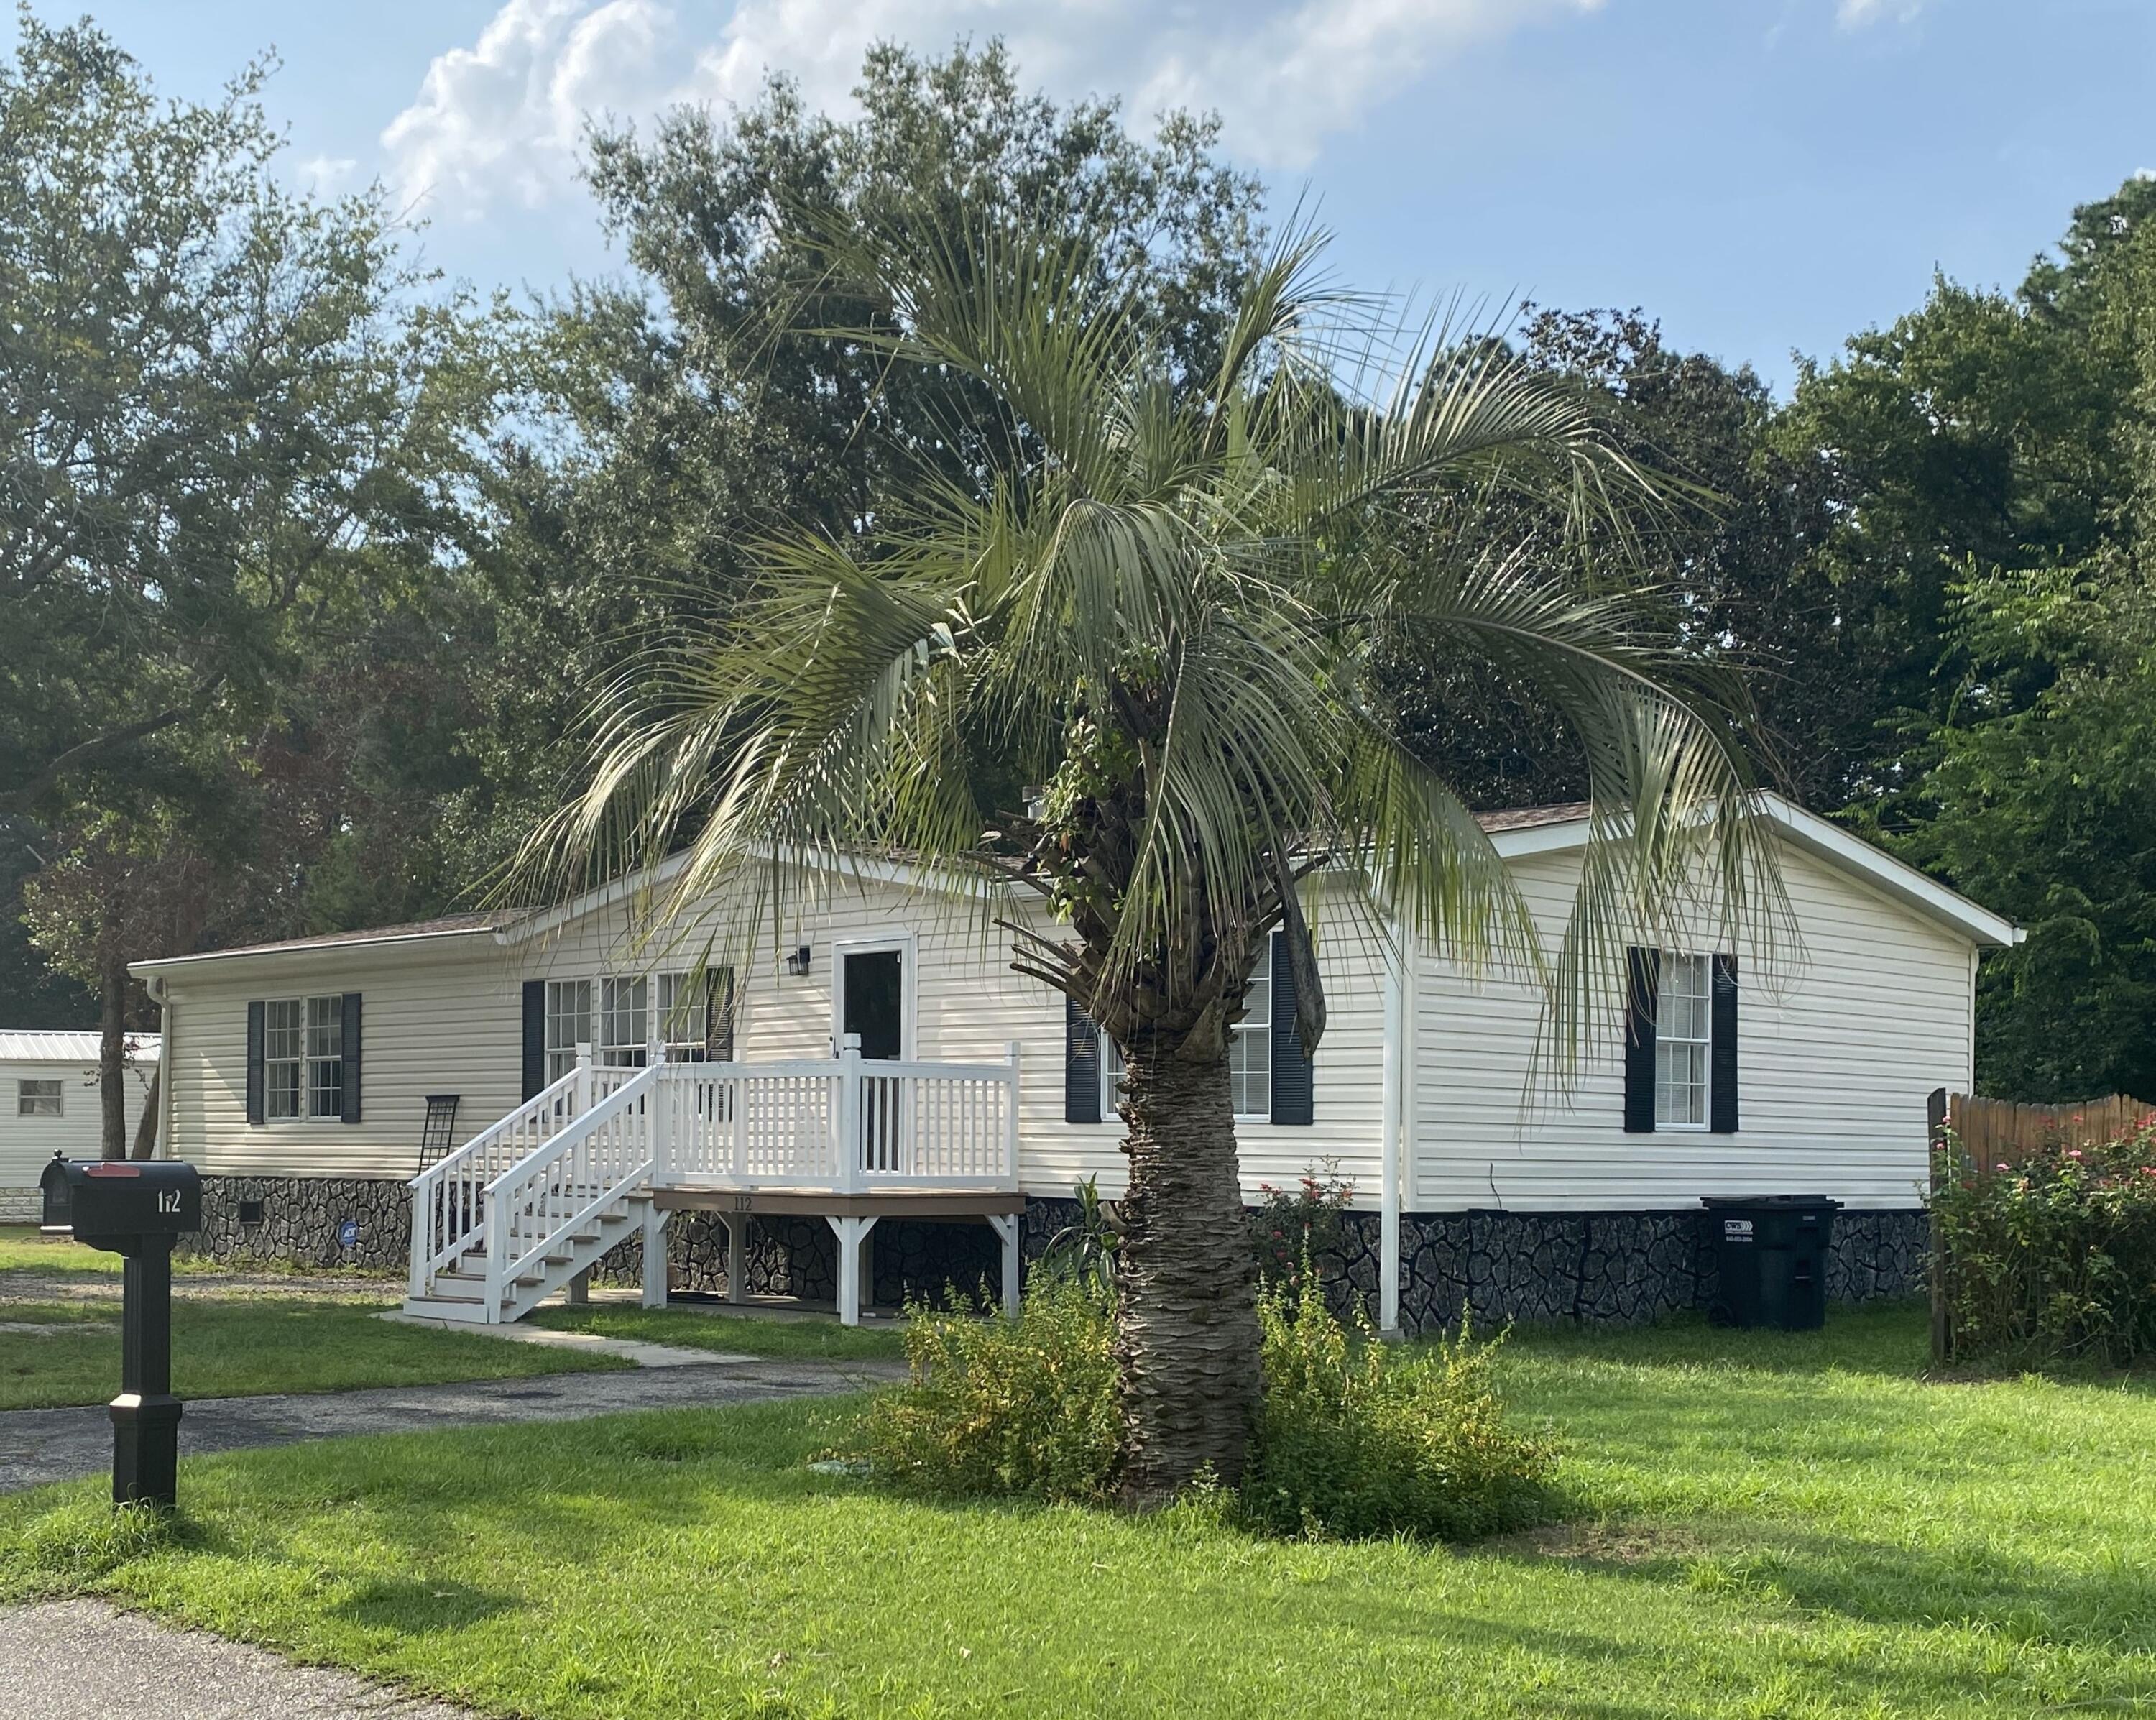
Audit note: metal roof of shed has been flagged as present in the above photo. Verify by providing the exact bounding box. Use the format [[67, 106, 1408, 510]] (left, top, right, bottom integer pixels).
[[0, 1031, 160, 1064]]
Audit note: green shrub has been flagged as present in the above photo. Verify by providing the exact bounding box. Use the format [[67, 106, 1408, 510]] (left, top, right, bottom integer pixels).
[[1240, 1276, 1557, 1542], [1251, 1162, 1355, 1285], [854, 1277, 1121, 1502], [1935, 1116, 2156, 1366]]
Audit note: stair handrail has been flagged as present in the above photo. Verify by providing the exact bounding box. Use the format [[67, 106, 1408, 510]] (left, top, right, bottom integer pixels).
[[483, 1059, 666, 1315], [407, 1062, 585, 1301]]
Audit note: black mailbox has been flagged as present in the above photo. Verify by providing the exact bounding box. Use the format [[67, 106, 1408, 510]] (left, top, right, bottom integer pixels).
[[42, 1156, 201, 1250], [40, 1152, 203, 1511]]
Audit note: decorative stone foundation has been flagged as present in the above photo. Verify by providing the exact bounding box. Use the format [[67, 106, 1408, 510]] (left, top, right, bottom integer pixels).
[[167, 1175, 1927, 1328], [1, 1188, 39, 1225], [1383, 1208, 1928, 1337], [175, 1175, 412, 1271]]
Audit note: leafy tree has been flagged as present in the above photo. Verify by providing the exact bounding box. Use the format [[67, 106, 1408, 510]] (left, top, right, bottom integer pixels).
[[530, 204, 1777, 1499], [0, 12, 504, 1143]]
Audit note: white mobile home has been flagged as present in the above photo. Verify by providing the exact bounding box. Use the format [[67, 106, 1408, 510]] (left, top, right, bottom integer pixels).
[[131, 795, 2017, 1331], [0, 1032, 160, 1221]]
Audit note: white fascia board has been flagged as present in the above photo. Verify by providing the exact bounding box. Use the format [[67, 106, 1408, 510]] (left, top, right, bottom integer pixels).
[[129, 924, 504, 980], [1479, 794, 2022, 950]]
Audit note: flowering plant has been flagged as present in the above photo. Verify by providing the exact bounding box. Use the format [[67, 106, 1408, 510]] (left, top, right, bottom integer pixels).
[[1934, 1113, 2156, 1366], [1252, 1159, 1356, 1287]]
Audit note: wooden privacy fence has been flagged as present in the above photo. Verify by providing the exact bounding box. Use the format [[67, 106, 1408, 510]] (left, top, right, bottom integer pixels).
[[1931, 1091, 2155, 1170], [1924, 1087, 2156, 1361]]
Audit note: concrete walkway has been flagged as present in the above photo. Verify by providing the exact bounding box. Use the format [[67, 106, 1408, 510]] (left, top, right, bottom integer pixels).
[[2, 1598, 482, 1719], [0, 1357, 903, 1493]]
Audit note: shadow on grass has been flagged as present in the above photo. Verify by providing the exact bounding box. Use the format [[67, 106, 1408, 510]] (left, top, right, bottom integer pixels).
[[331, 1576, 523, 1634]]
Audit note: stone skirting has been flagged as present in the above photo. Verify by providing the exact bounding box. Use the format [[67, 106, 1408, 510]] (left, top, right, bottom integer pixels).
[[164, 1174, 1927, 1328], [1384, 1207, 1928, 1337], [1, 1187, 40, 1225]]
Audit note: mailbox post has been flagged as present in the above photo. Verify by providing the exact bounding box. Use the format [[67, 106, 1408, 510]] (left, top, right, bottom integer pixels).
[[40, 1153, 203, 1509]]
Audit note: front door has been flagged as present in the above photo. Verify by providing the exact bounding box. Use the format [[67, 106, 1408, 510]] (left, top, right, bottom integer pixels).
[[841, 949, 904, 1060], [841, 947, 906, 1173]]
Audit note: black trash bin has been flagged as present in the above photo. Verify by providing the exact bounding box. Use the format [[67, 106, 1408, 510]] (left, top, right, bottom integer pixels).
[[1700, 1195, 1842, 1330]]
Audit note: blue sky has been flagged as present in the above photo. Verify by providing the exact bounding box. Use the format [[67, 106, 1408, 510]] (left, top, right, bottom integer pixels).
[[20, 1, 2154, 394]]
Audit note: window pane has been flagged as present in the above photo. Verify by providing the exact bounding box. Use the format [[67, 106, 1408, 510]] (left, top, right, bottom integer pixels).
[[268, 1061, 301, 1119], [544, 980, 592, 1080], [308, 1058, 344, 1119], [1230, 938, 1273, 1116], [18, 1079, 62, 1117], [265, 999, 302, 1062], [1653, 952, 1710, 1127], [1100, 1031, 1123, 1115], [599, 976, 649, 1065], [306, 995, 343, 1061]]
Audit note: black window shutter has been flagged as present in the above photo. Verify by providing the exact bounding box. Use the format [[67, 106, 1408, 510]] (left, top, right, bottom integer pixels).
[[1623, 947, 1659, 1134], [245, 1000, 266, 1126], [1064, 995, 1102, 1125], [1710, 953, 1739, 1134], [340, 993, 363, 1124], [521, 980, 546, 1100], [1269, 932, 1314, 1126], [705, 967, 736, 1062]]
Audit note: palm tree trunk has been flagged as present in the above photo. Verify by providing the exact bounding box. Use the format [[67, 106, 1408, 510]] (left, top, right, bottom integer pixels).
[[1115, 1039, 1261, 1507]]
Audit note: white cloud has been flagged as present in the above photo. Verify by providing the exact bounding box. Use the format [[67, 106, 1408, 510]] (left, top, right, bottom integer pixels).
[[1835, 0, 1929, 27], [295, 153, 359, 198], [383, 0, 1606, 218]]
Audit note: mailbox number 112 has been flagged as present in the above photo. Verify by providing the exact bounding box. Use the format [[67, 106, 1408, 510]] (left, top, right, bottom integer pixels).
[[157, 1189, 182, 1214]]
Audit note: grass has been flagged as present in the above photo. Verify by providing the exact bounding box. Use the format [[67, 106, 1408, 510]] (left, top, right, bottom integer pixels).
[[528, 1302, 907, 1361], [6, 1300, 2155, 1716], [0, 1295, 632, 1409], [0, 1224, 397, 1280]]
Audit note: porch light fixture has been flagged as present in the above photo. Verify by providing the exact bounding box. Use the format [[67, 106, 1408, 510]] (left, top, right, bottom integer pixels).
[[785, 944, 811, 977]]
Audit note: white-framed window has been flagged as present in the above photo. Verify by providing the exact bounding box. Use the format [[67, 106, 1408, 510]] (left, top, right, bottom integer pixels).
[[1231, 936, 1274, 1121], [659, 969, 735, 1062], [545, 979, 592, 1083], [1655, 952, 1711, 1129], [264, 995, 344, 1121], [1099, 1030, 1123, 1118], [599, 975, 650, 1067], [17, 1079, 62, 1118]]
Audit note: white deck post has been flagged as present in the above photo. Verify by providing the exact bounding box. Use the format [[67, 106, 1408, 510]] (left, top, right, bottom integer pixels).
[[640, 1203, 667, 1308], [573, 1041, 594, 1118], [646, 1036, 671, 1188], [989, 1213, 1021, 1320], [482, 1186, 506, 1325], [726, 1210, 745, 1305], [1003, 1040, 1021, 1185], [826, 1213, 879, 1326], [837, 1038, 864, 1193]]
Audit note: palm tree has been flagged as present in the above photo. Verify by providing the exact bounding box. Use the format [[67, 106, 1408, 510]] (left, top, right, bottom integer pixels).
[[530, 206, 1780, 1505]]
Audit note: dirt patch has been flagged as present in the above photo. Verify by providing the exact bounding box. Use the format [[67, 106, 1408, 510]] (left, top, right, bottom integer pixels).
[[1491, 1519, 1708, 1569], [0, 1271, 400, 1308]]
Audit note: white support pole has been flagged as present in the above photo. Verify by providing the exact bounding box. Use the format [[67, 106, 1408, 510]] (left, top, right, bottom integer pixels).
[[726, 1210, 745, 1306], [646, 1036, 671, 1187], [826, 1213, 879, 1326], [989, 1213, 1021, 1320], [573, 1041, 594, 1118], [640, 1203, 668, 1308], [837, 1039, 864, 1194], [1378, 919, 1404, 1338], [482, 1187, 506, 1325], [1003, 1040, 1021, 1185]]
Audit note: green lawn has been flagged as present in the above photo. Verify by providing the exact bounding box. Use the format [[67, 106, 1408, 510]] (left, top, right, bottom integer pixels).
[[529, 1301, 906, 1361], [6, 1301, 2153, 1716], [0, 1296, 631, 1409], [0, 1224, 397, 1281]]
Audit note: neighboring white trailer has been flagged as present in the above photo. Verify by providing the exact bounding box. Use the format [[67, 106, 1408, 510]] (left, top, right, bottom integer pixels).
[[0, 1031, 160, 1222]]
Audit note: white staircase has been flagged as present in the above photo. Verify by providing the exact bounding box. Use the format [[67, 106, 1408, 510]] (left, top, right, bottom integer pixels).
[[405, 1059, 667, 1324]]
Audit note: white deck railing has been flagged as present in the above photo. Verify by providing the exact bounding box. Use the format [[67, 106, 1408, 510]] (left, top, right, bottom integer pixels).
[[407, 1043, 1021, 1307]]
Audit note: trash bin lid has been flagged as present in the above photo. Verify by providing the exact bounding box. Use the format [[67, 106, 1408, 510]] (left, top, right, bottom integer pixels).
[[1699, 1194, 1844, 1211]]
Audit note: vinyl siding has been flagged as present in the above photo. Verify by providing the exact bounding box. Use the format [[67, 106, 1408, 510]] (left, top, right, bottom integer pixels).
[[1409, 839, 1975, 1211], [0, 1056, 156, 1212], [155, 873, 1391, 1201]]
